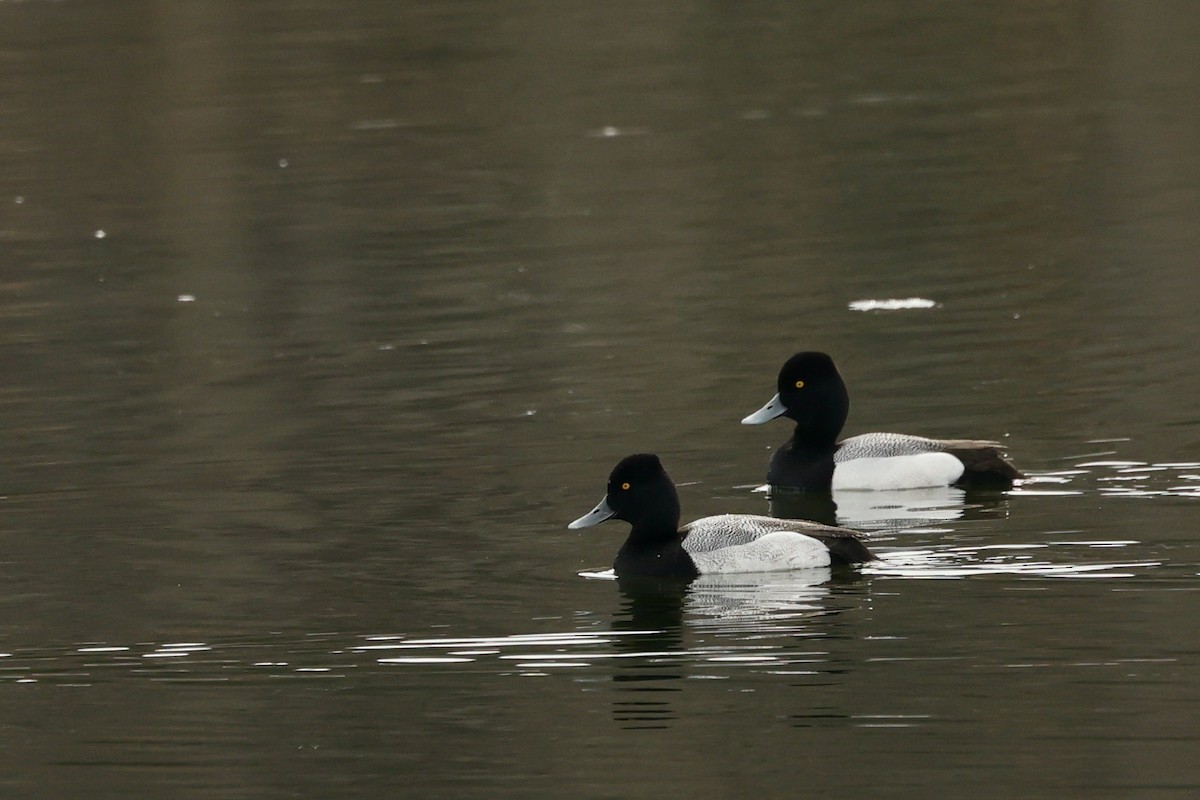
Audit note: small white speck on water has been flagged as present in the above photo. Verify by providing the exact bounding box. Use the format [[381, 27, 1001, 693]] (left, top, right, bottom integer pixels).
[[587, 125, 649, 138], [178, 294, 196, 303], [94, 229, 106, 239]]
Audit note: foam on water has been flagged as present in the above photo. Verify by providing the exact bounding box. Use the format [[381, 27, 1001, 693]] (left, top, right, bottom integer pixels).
[[848, 297, 939, 311]]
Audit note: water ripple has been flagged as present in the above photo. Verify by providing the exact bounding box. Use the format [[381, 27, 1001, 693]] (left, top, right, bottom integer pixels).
[[868, 541, 1158, 579], [1019, 459, 1200, 499]]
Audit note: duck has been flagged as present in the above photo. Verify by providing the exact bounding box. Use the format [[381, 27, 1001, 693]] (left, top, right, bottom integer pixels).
[[567, 453, 875, 578], [742, 351, 1022, 491]]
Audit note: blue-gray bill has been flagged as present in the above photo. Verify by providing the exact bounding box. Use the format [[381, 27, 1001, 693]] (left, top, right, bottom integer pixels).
[[567, 497, 615, 529], [741, 392, 787, 425]]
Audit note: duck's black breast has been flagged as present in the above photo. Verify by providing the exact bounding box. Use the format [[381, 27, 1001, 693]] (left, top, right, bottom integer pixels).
[[614, 538, 700, 579], [766, 440, 836, 490]]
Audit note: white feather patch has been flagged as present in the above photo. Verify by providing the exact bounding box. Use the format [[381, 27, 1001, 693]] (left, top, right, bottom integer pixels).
[[687, 531, 832, 574], [832, 452, 964, 490]]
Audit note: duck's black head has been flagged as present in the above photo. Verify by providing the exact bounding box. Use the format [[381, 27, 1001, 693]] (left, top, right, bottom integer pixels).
[[568, 453, 681, 535], [742, 351, 849, 446], [605, 454, 680, 526]]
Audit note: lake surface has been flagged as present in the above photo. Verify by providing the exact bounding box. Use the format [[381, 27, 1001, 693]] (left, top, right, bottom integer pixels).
[[3, 1, 1200, 797]]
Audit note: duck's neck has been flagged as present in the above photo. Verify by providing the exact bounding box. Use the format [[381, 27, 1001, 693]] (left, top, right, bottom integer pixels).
[[790, 387, 848, 449], [614, 519, 697, 579], [790, 416, 843, 450], [624, 505, 681, 546]]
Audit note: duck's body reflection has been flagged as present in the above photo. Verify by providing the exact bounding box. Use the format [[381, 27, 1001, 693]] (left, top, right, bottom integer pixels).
[[607, 574, 689, 729], [767, 485, 1008, 533], [601, 568, 848, 729]]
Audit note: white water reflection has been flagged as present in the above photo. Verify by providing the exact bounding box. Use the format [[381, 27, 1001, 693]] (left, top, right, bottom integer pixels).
[[868, 541, 1158, 580], [1018, 459, 1200, 499], [762, 483, 1013, 533], [683, 570, 830, 631], [0, 531, 1165, 690], [831, 486, 967, 530], [0, 456, 1181, 689]]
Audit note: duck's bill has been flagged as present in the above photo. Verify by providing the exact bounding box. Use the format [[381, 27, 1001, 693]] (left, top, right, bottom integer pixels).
[[741, 393, 787, 424], [568, 497, 615, 529]]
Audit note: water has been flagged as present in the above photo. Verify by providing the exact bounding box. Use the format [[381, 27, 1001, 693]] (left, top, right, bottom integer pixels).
[[3, 1, 1200, 797]]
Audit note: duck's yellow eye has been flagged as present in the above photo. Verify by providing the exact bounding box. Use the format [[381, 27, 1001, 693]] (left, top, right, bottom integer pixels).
[[621, 482, 631, 490], [794, 380, 805, 389]]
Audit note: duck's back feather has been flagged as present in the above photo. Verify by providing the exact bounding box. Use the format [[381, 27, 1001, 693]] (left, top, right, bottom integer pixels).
[[681, 514, 875, 566], [835, 433, 1022, 486], [835, 432, 946, 460]]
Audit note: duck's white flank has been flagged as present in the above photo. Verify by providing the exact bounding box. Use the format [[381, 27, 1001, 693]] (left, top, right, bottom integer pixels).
[[687, 531, 831, 573], [832, 452, 964, 490], [679, 514, 843, 574]]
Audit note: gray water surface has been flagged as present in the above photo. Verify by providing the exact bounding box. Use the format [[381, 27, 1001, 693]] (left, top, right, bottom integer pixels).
[[3, 2, 1200, 798]]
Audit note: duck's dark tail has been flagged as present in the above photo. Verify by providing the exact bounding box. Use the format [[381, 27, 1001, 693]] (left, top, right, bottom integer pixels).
[[813, 531, 878, 564], [941, 439, 1023, 485]]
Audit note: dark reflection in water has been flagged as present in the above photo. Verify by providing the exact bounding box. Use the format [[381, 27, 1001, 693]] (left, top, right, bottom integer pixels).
[[610, 576, 689, 729], [765, 488, 841, 526], [613, 575, 690, 645]]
